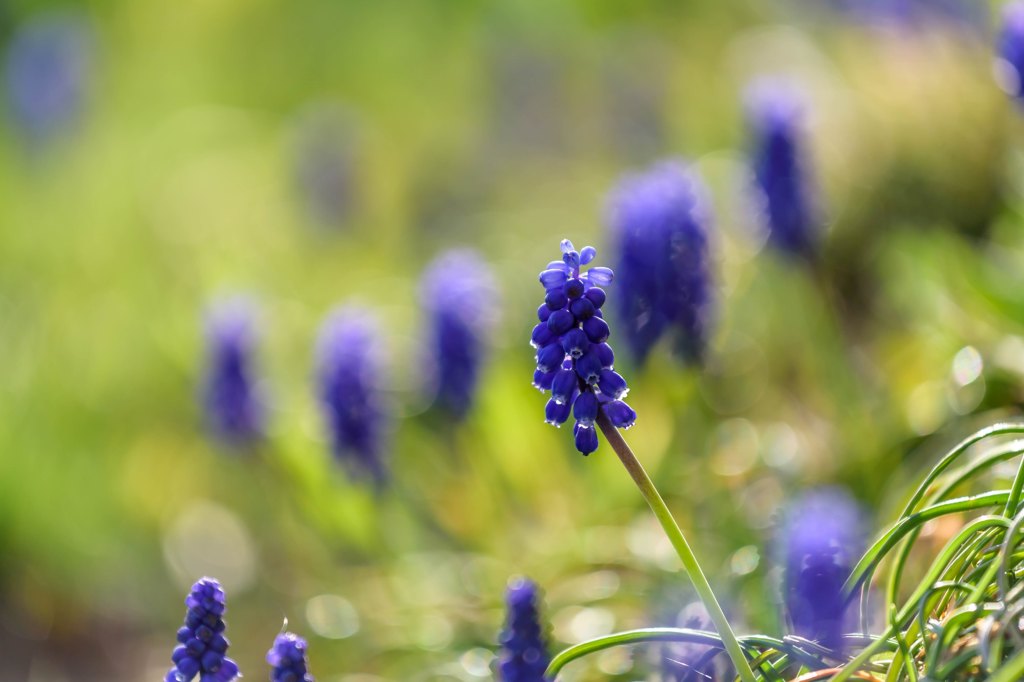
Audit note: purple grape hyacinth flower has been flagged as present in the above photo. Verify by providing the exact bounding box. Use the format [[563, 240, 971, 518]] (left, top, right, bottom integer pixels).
[[746, 78, 819, 258], [166, 577, 240, 682], [497, 577, 550, 682], [4, 12, 93, 143], [997, 2, 1024, 102], [531, 240, 636, 455], [606, 160, 713, 364], [316, 307, 389, 486], [782, 487, 863, 651], [421, 249, 496, 420], [202, 299, 265, 447], [267, 632, 314, 682]]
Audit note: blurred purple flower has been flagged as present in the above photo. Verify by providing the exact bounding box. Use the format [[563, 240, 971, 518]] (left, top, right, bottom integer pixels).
[[606, 159, 713, 365], [485, 40, 569, 157], [782, 487, 863, 651], [746, 78, 819, 258], [202, 299, 265, 447], [267, 632, 314, 682], [166, 577, 240, 682], [421, 249, 496, 420], [4, 12, 93, 142], [498, 577, 550, 682], [825, 0, 984, 29], [316, 306, 389, 485], [998, 2, 1024, 101], [532, 240, 636, 456], [292, 104, 359, 227], [600, 45, 669, 161], [660, 602, 715, 681]]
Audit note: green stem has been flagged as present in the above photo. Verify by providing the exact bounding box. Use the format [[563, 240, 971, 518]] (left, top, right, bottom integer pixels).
[[988, 649, 1024, 682], [597, 413, 757, 682], [545, 627, 780, 679], [1003, 449, 1024, 517]]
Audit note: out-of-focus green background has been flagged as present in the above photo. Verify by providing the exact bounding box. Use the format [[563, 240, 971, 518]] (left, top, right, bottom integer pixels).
[[2, 1, 1024, 680]]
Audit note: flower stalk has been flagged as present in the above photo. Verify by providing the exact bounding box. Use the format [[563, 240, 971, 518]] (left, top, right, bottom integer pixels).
[[596, 412, 756, 682]]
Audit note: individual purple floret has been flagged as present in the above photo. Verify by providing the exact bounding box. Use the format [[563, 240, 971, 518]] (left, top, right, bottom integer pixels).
[[166, 577, 240, 682], [606, 160, 713, 364], [782, 487, 863, 651], [746, 78, 819, 258], [316, 307, 389, 485], [997, 2, 1024, 101], [531, 240, 636, 455], [202, 299, 265, 447], [267, 632, 314, 682], [4, 12, 93, 142], [421, 249, 496, 420], [497, 577, 550, 682]]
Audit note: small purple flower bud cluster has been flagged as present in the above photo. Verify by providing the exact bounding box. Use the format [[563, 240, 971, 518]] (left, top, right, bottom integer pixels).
[[202, 299, 264, 447], [421, 249, 496, 420], [497, 578, 550, 682], [267, 632, 315, 682], [166, 578, 240, 682], [746, 78, 819, 258], [316, 307, 389, 485], [531, 240, 636, 455], [782, 488, 862, 651]]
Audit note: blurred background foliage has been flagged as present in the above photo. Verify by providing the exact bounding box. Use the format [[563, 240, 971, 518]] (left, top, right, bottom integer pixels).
[[2, 0, 1024, 680]]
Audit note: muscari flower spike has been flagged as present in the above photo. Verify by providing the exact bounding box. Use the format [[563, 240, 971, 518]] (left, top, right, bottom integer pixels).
[[4, 12, 93, 143], [997, 1, 1024, 102], [531, 240, 636, 455], [316, 307, 389, 486], [421, 249, 496, 420], [746, 78, 819, 258], [782, 487, 862, 651], [498, 577, 551, 682], [202, 299, 265, 447], [166, 577, 240, 682], [267, 632, 314, 682], [607, 159, 712, 365]]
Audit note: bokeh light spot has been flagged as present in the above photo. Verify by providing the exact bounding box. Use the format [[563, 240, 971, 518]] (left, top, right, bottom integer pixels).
[[305, 594, 360, 640], [459, 648, 494, 678], [162, 500, 255, 593], [730, 545, 760, 576], [952, 346, 983, 387]]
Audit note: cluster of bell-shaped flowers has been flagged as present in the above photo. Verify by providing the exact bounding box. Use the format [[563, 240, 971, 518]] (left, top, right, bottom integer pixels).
[[315, 306, 390, 486], [782, 487, 863, 652], [267, 632, 315, 682], [165, 578, 240, 682], [746, 77, 819, 259], [420, 249, 496, 420], [531, 240, 636, 455], [201, 299, 265, 448], [497, 577, 551, 682], [606, 159, 713, 365]]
